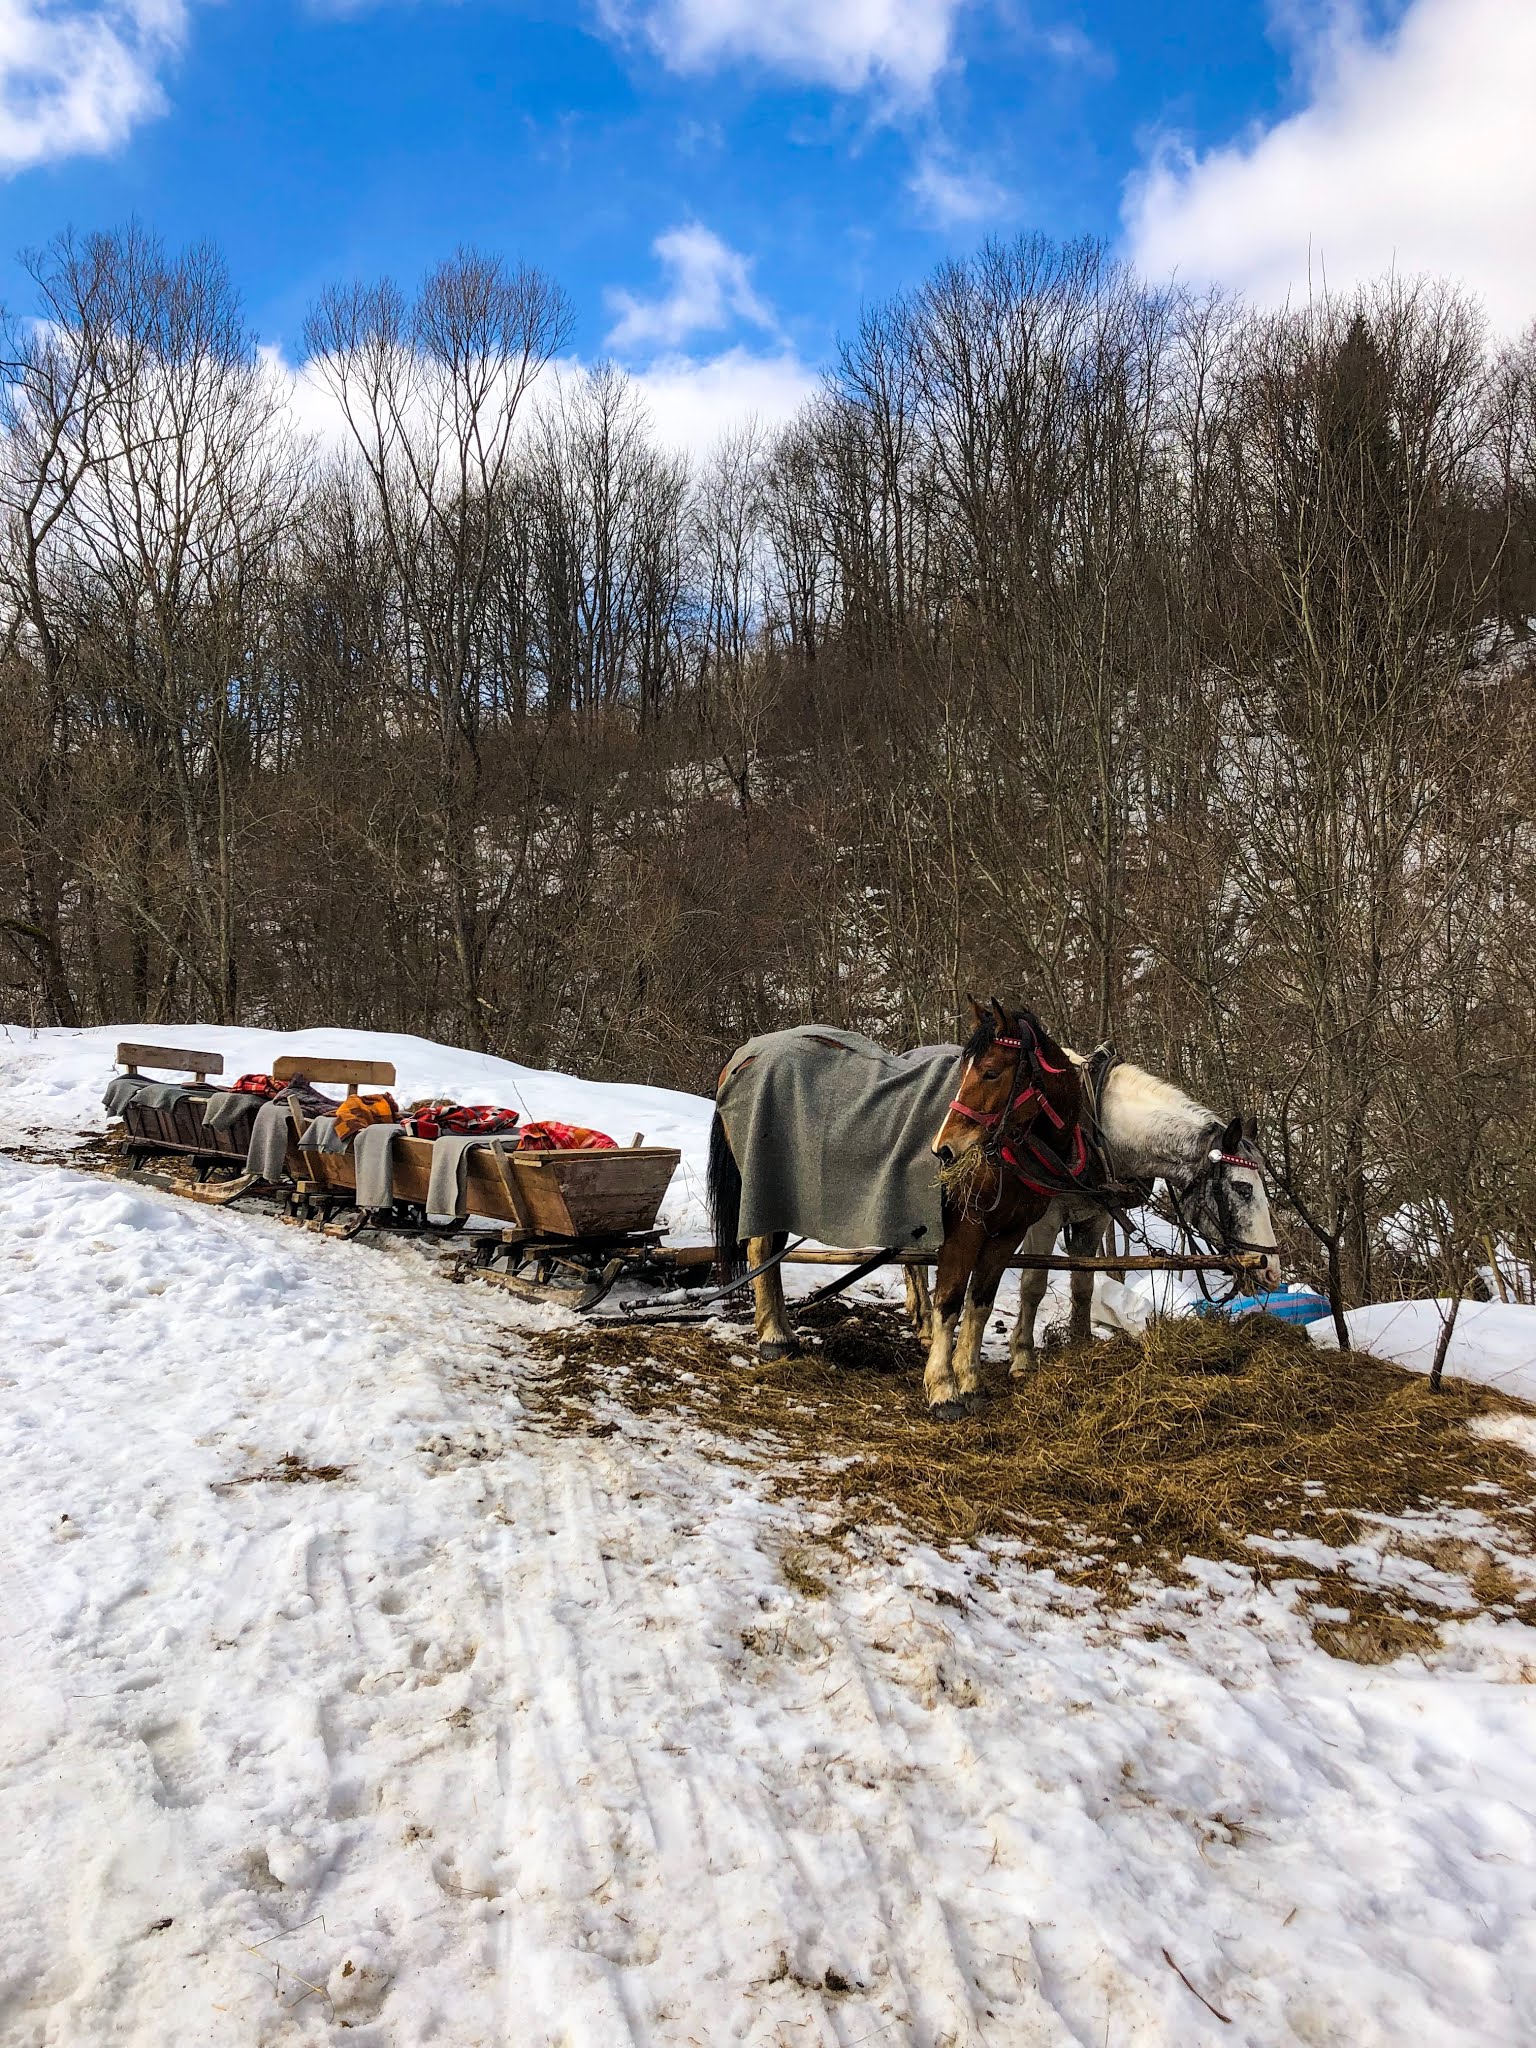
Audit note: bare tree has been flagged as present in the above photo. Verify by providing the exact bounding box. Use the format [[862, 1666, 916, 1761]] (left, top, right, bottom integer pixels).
[[304, 250, 570, 1046]]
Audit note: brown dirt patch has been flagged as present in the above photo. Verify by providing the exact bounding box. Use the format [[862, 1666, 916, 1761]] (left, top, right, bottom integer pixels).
[[2, 1131, 118, 1172], [523, 1302, 1536, 1661]]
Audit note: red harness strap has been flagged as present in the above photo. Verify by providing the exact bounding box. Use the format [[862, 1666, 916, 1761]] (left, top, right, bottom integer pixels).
[[946, 1082, 1069, 1132], [947, 1019, 1077, 1183], [1000, 1124, 1088, 1193], [993, 1029, 1068, 1075], [946, 1083, 1051, 1130]]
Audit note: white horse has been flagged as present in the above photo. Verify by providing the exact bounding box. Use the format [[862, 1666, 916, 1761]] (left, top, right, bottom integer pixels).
[[905, 1052, 1282, 1368]]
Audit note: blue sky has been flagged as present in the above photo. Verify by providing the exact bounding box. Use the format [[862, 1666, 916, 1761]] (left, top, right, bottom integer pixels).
[[1, 1, 1531, 444]]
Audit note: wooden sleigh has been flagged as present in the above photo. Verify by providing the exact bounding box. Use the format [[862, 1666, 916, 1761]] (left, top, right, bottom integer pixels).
[[113, 1042, 260, 1181], [103, 1047, 1260, 1317], [273, 1058, 682, 1306]]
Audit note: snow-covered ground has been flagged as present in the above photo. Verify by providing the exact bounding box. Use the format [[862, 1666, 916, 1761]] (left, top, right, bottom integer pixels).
[[1312, 1300, 1536, 1404], [5, 1025, 1536, 2046]]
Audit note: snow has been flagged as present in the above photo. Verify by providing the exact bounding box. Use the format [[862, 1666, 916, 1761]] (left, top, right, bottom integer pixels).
[[4, 1026, 1536, 2045], [1309, 1300, 1536, 1403]]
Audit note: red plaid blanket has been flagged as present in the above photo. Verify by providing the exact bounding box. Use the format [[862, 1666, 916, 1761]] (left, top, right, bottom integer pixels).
[[514, 1121, 616, 1152], [402, 1104, 524, 1139]]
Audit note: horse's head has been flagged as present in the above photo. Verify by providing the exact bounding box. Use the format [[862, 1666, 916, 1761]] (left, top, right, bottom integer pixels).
[[932, 996, 1079, 1168], [1181, 1114, 1282, 1291]]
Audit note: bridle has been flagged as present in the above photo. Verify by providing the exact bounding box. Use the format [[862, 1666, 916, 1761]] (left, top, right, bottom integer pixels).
[[1166, 1140, 1278, 1300], [946, 1017, 1089, 1206]]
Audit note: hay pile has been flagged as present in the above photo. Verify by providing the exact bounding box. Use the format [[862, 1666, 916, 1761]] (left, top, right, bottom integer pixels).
[[526, 1305, 1536, 1660]]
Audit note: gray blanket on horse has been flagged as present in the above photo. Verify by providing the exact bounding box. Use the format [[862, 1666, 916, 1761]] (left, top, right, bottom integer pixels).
[[718, 1027, 961, 1249]]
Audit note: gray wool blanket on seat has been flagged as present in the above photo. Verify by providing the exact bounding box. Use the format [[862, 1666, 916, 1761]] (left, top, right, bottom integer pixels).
[[352, 1123, 399, 1211], [245, 1101, 296, 1183], [103, 1074, 148, 1116], [425, 1133, 496, 1221], [102, 1076, 211, 1115], [203, 1090, 259, 1132], [296, 1114, 346, 1155], [717, 1027, 961, 1249]]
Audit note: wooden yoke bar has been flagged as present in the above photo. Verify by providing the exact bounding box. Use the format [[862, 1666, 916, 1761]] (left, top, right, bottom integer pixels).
[[116, 1042, 224, 1083]]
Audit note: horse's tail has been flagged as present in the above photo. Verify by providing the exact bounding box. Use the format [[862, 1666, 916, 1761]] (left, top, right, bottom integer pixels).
[[707, 1109, 746, 1280]]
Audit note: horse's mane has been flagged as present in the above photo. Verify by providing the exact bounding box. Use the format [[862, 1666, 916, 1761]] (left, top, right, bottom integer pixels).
[[1085, 1051, 1223, 1170]]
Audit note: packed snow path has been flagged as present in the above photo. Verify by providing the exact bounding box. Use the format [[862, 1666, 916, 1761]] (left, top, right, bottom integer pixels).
[[3, 1021, 1536, 2045]]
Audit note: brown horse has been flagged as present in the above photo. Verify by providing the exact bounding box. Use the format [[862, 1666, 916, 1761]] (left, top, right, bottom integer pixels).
[[708, 1001, 1084, 1419], [920, 999, 1085, 1414]]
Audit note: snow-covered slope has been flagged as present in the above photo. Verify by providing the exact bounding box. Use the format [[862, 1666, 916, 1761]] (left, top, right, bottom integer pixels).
[[5, 1148, 1536, 2047], [1310, 1299, 1536, 1403], [4, 1024, 1536, 2045]]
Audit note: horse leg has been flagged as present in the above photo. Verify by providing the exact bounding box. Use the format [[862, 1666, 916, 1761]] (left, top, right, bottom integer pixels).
[[749, 1233, 795, 1359], [924, 1227, 978, 1417], [1066, 1213, 1105, 1346], [1010, 1210, 1057, 1379], [953, 1234, 1013, 1411], [904, 1261, 934, 1342]]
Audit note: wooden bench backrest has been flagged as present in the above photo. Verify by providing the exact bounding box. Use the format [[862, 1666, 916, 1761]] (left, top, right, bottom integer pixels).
[[272, 1055, 396, 1090], [116, 1041, 224, 1082]]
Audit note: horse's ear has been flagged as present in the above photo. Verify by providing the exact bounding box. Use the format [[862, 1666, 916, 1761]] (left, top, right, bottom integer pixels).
[[966, 993, 987, 1027], [1242, 1113, 1258, 1143], [1220, 1115, 1243, 1153], [990, 996, 1009, 1030]]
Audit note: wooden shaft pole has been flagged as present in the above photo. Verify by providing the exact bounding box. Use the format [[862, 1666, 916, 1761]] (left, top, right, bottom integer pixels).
[[657, 1246, 1255, 1275]]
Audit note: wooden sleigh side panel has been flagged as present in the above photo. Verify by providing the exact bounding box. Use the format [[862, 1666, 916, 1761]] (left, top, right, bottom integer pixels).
[[390, 1138, 681, 1236], [505, 1147, 681, 1237], [294, 1126, 681, 1240], [122, 1094, 256, 1163]]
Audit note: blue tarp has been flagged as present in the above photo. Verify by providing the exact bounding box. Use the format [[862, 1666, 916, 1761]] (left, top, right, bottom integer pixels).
[[1197, 1287, 1333, 1326]]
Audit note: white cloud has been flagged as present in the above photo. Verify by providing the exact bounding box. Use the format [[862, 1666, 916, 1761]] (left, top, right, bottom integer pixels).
[[0, 0, 186, 172], [627, 345, 819, 454], [265, 339, 819, 469], [605, 222, 778, 354], [1124, 0, 1536, 331], [257, 343, 351, 455], [599, 0, 965, 98], [909, 146, 1008, 227]]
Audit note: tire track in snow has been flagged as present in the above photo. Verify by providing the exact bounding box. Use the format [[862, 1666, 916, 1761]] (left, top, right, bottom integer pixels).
[[459, 1413, 1077, 2047]]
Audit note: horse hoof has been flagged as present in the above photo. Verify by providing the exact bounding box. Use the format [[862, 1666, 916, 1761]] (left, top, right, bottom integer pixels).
[[929, 1398, 966, 1422], [961, 1390, 987, 1414], [1008, 1359, 1034, 1382], [759, 1340, 795, 1362]]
